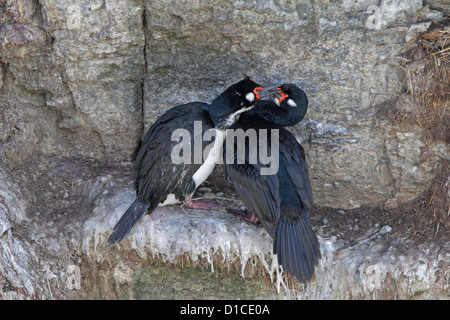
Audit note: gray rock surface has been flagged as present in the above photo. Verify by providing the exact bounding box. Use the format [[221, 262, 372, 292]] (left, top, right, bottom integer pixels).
[[0, 0, 448, 299], [1, 0, 447, 208], [0, 167, 49, 299]]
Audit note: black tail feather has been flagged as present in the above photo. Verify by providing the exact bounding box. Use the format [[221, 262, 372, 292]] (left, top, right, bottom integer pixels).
[[107, 199, 150, 245], [274, 215, 321, 283]]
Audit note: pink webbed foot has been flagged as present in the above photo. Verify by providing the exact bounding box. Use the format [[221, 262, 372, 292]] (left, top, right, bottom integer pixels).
[[183, 198, 224, 210], [227, 208, 260, 225]]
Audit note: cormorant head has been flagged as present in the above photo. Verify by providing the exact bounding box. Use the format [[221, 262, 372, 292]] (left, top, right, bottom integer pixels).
[[274, 84, 308, 113], [208, 76, 275, 129], [247, 83, 309, 127]]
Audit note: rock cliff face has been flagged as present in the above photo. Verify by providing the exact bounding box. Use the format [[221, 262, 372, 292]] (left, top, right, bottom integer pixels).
[[0, 0, 448, 299]]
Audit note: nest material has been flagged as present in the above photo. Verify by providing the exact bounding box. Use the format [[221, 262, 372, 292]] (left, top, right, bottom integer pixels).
[[404, 23, 450, 241], [381, 21, 450, 144], [417, 26, 449, 103], [374, 21, 450, 242], [405, 23, 450, 142]]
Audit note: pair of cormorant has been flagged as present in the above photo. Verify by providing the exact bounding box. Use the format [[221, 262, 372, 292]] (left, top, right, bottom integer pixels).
[[107, 77, 321, 283]]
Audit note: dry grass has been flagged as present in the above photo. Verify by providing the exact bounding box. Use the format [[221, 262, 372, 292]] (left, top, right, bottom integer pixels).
[[403, 22, 450, 142], [397, 22, 450, 242], [392, 163, 449, 242], [379, 21, 449, 143]]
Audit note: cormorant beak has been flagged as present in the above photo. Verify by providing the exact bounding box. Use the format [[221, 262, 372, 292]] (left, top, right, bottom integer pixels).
[[255, 86, 282, 100]]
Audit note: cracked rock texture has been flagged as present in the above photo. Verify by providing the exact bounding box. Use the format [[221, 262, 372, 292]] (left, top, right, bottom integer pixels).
[[0, 0, 449, 299]]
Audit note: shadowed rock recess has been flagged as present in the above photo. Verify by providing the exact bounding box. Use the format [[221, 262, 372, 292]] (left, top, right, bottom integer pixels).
[[0, 0, 448, 299]]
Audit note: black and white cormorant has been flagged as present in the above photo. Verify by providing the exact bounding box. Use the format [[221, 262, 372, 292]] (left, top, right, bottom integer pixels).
[[107, 77, 273, 245], [224, 84, 321, 283]]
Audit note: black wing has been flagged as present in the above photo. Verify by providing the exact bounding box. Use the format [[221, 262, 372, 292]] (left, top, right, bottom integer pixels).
[[275, 128, 320, 282], [134, 102, 211, 207], [224, 126, 281, 237], [279, 128, 313, 213], [224, 124, 313, 232]]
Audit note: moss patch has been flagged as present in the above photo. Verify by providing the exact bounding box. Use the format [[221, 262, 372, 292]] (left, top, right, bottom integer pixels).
[[132, 263, 276, 300]]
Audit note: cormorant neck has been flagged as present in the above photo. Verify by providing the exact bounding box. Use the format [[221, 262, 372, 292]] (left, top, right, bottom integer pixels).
[[206, 95, 235, 127], [245, 100, 307, 127]]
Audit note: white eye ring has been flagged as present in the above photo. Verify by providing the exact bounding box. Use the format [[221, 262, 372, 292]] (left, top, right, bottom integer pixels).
[[287, 99, 297, 107], [245, 92, 255, 102]]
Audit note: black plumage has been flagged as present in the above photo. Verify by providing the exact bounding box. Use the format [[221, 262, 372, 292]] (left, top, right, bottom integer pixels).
[[224, 84, 321, 283], [108, 77, 266, 245]]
